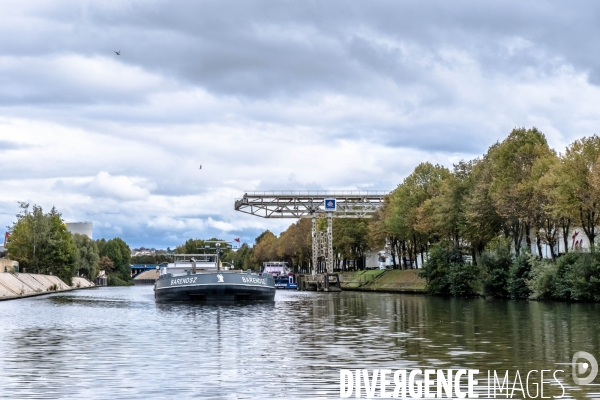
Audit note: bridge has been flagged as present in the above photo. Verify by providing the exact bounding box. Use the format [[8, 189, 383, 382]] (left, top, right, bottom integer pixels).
[[234, 191, 388, 289]]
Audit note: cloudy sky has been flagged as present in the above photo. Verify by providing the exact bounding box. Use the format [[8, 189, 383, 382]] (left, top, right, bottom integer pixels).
[[2, 1, 600, 248]]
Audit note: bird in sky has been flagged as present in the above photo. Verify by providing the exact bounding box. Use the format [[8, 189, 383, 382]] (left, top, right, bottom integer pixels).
[[199, 165, 202, 169], [114, 50, 121, 55]]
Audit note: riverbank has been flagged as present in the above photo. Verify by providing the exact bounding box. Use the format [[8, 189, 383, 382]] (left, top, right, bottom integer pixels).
[[338, 269, 426, 293], [0, 273, 95, 301]]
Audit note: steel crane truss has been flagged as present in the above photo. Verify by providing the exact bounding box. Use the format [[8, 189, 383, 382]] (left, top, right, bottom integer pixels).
[[234, 191, 386, 218], [235, 191, 388, 275]]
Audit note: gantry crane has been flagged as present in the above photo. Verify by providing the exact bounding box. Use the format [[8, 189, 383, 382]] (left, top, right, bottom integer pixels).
[[234, 191, 387, 288]]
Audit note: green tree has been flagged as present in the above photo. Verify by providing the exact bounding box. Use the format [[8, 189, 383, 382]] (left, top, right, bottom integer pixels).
[[464, 155, 504, 258], [233, 243, 253, 270], [95, 238, 107, 255], [233, 242, 262, 271], [333, 219, 370, 270], [176, 238, 204, 254], [131, 254, 170, 264], [73, 233, 99, 281], [6, 203, 77, 285], [100, 238, 131, 285]]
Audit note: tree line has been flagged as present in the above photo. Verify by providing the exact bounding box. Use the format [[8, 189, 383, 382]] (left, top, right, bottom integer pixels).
[[371, 127, 600, 265], [6, 202, 132, 286], [249, 128, 600, 299], [249, 219, 370, 272], [257, 128, 600, 268]]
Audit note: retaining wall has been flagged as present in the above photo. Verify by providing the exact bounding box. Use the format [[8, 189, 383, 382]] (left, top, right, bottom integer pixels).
[[0, 273, 95, 301], [338, 270, 427, 293], [72, 277, 95, 288]]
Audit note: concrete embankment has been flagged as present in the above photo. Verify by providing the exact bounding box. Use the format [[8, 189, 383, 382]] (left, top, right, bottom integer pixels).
[[0, 273, 95, 301], [338, 269, 427, 293]]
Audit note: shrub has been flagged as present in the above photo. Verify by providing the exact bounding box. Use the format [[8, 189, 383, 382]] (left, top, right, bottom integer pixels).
[[527, 256, 556, 299], [552, 252, 579, 300], [107, 274, 131, 286], [420, 243, 453, 295], [421, 242, 477, 296], [527, 252, 600, 301], [448, 261, 478, 297], [479, 238, 512, 298], [568, 253, 600, 301], [508, 252, 533, 299]]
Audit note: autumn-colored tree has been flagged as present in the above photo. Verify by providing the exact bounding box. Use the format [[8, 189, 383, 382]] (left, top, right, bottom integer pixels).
[[547, 135, 600, 252], [333, 218, 370, 270], [252, 230, 277, 265], [387, 162, 451, 266], [486, 127, 555, 255], [532, 152, 562, 258], [276, 219, 312, 272], [99, 255, 115, 272]]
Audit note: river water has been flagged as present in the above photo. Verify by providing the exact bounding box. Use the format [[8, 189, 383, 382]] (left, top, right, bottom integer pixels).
[[0, 287, 599, 399]]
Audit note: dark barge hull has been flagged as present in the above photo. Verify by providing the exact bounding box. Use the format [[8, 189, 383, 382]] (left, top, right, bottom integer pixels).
[[154, 272, 275, 302]]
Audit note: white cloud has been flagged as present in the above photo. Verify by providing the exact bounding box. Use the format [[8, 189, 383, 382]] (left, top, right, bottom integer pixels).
[[87, 171, 154, 201], [207, 218, 236, 232]]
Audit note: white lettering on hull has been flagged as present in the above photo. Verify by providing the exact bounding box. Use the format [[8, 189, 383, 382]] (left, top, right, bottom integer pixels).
[[170, 277, 198, 286], [241, 276, 266, 285]]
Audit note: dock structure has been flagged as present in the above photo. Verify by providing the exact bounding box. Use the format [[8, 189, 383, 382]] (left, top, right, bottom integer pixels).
[[234, 191, 387, 291], [297, 273, 342, 292]]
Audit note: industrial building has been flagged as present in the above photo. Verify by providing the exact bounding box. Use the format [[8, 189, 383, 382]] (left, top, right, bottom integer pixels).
[[66, 222, 93, 239]]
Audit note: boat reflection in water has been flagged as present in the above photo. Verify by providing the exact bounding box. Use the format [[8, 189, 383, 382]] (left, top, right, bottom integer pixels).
[[154, 241, 275, 302]]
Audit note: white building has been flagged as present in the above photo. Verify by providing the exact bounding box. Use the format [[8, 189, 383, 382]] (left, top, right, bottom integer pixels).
[[66, 222, 93, 239]]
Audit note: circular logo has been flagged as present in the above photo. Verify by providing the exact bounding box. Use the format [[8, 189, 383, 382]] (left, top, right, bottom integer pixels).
[[572, 351, 598, 385]]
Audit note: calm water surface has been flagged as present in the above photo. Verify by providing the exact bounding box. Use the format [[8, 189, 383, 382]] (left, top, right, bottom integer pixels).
[[0, 287, 599, 399]]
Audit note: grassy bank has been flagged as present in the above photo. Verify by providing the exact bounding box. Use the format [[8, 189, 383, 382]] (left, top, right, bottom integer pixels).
[[338, 270, 426, 293]]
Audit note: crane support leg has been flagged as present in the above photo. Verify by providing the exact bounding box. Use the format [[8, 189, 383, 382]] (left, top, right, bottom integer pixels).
[[311, 217, 317, 275], [326, 213, 333, 274]]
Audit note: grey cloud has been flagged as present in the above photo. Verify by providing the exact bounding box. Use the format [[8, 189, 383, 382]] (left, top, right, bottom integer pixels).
[[588, 67, 600, 86], [380, 126, 490, 154], [89, 214, 257, 248], [4, 0, 600, 103], [0, 140, 29, 151]]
